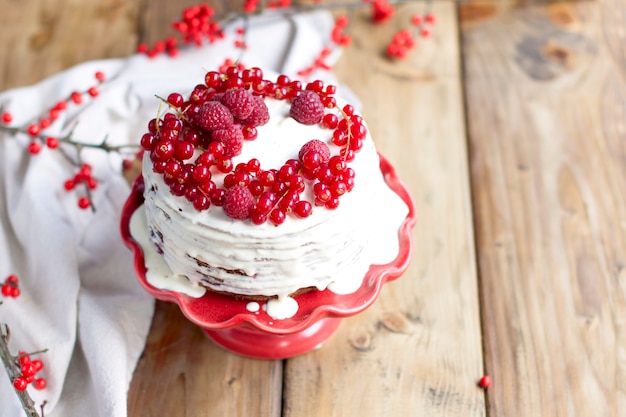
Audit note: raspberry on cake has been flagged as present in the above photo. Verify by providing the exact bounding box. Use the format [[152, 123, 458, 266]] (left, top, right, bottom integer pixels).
[[139, 67, 409, 312]]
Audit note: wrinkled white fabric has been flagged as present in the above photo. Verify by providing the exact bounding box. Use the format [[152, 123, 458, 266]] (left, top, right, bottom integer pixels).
[[0, 11, 340, 417]]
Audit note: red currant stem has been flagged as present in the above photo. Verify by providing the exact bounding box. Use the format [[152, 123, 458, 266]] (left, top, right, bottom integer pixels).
[[154, 95, 192, 124], [0, 325, 42, 417], [0, 124, 140, 154], [336, 105, 354, 161]]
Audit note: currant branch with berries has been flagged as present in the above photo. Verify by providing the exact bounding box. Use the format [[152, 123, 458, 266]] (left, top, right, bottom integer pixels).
[[0, 71, 142, 212], [0, 275, 48, 417], [137, 0, 437, 63]]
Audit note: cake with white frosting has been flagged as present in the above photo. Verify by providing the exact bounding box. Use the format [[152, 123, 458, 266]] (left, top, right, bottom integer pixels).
[[139, 67, 409, 311]]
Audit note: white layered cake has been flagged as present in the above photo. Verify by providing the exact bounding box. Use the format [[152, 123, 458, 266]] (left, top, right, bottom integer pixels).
[[138, 68, 408, 317]]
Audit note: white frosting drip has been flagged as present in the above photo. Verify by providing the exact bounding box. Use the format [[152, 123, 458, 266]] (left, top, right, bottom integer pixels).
[[140, 96, 409, 309], [129, 208, 206, 298]]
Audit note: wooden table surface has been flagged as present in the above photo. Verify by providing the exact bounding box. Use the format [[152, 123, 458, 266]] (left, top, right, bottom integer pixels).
[[1, 0, 624, 416]]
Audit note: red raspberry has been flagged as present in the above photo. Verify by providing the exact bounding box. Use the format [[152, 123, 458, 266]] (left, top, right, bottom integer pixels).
[[298, 139, 330, 164], [196, 101, 234, 132], [241, 96, 269, 127], [211, 126, 244, 157], [220, 88, 254, 119], [223, 185, 255, 220], [290, 91, 324, 125]]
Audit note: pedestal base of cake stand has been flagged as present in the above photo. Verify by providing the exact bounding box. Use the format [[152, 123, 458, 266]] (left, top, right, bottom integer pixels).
[[204, 317, 342, 360]]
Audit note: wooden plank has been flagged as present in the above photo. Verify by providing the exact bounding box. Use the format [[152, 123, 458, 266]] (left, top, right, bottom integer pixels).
[[461, 0, 626, 415], [283, 2, 486, 416], [0, 0, 140, 91], [127, 302, 283, 416]]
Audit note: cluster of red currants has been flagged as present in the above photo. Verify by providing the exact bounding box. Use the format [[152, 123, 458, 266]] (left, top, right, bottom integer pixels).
[[0, 71, 107, 210], [386, 12, 436, 59], [1, 275, 20, 298], [63, 163, 98, 210], [12, 352, 47, 392], [140, 66, 365, 225]]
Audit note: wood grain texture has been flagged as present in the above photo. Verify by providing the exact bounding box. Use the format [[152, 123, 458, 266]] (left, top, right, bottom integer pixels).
[[127, 302, 283, 417], [0, 0, 140, 91], [461, 1, 626, 415], [283, 3, 486, 416]]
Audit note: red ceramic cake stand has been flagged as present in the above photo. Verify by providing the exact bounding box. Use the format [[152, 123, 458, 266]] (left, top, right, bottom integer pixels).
[[120, 154, 416, 359]]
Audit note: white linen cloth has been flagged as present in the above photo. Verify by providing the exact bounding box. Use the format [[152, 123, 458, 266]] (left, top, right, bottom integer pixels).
[[0, 10, 341, 417]]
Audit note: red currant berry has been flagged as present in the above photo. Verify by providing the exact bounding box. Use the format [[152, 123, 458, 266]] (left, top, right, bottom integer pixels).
[[342, 104, 354, 116], [174, 141, 194, 160], [330, 180, 347, 197], [269, 208, 286, 226], [21, 362, 36, 377], [302, 151, 322, 170], [196, 151, 216, 167], [278, 165, 295, 182], [5, 275, 18, 284], [290, 175, 305, 193], [13, 377, 27, 392], [78, 197, 91, 209], [26, 124, 40, 136], [95, 71, 105, 82], [250, 209, 267, 225], [478, 375, 491, 388], [207, 141, 225, 157], [248, 180, 263, 196], [325, 197, 340, 209], [88, 87, 99, 97], [258, 170, 276, 186], [322, 113, 338, 129], [294, 200, 312, 218], [316, 166, 334, 184], [256, 191, 277, 214], [192, 165, 211, 183], [10, 287, 20, 298], [315, 188, 332, 203], [246, 158, 261, 173], [87, 177, 98, 190], [216, 158, 234, 173], [1, 285, 11, 297], [210, 188, 226, 206], [328, 156, 346, 175], [154, 140, 175, 160], [167, 93, 184, 107], [242, 125, 258, 140], [193, 194, 210, 211], [140, 133, 156, 150], [46, 137, 59, 149], [64, 179, 76, 191], [28, 142, 42, 154], [1, 112, 13, 124], [70, 91, 82, 104], [34, 378, 47, 390], [31, 359, 43, 372], [18, 352, 30, 365]]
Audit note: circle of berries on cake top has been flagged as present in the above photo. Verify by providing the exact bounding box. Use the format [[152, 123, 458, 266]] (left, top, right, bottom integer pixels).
[[140, 66, 367, 226]]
